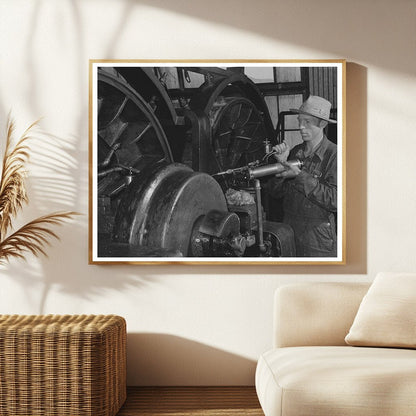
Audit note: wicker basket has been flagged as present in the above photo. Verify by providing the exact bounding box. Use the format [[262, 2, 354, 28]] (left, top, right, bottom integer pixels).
[[0, 314, 126, 416]]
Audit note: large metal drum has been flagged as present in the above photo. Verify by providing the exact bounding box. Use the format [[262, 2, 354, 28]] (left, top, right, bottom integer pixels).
[[113, 163, 227, 256]]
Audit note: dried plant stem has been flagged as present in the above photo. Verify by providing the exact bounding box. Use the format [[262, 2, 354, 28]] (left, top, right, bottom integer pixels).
[[0, 212, 78, 264], [0, 116, 79, 264]]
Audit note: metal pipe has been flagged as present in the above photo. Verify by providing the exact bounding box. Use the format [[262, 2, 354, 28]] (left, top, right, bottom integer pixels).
[[264, 139, 272, 154], [98, 166, 125, 177], [99, 143, 121, 168], [254, 179, 266, 254], [132, 123, 152, 143]]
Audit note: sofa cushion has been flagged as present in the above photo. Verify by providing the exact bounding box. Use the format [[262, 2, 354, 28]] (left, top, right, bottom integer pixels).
[[256, 346, 416, 416], [274, 282, 370, 348], [345, 272, 416, 348]]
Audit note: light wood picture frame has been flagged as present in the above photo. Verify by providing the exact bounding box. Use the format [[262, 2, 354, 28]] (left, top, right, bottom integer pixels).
[[89, 60, 346, 265]]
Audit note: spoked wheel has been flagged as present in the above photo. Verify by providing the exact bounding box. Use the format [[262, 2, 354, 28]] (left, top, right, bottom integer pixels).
[[209, 96, 269, 171], [97, 68, 173, 173], [96, 68, 173, 241]]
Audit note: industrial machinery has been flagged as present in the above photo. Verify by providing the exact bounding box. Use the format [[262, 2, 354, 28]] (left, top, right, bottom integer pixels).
[[96, 66, 297, 258]]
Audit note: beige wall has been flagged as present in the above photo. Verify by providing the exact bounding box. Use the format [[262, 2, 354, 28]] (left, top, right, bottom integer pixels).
[[0, 0, 415, 385]]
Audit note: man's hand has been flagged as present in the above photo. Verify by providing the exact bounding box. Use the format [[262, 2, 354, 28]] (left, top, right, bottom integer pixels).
[[273, 142, 290, 163]]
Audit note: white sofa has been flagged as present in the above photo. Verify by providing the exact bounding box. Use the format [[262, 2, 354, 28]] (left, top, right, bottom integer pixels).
[[255, 281, 416, 416]]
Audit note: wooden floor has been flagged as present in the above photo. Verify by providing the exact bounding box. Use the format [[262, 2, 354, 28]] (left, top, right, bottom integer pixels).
[[116, 386, 264, 416]]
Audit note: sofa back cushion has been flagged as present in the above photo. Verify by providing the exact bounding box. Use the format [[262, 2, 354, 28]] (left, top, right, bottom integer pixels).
[[345, 272, 416, 348], [274, 282, 370, 348]]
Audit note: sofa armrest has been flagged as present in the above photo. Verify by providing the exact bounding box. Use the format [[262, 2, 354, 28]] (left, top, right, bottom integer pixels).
[[273, 282, 370, 348]]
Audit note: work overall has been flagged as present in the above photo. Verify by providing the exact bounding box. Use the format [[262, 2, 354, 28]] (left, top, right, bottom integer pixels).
[[270, 136, 338, 257]]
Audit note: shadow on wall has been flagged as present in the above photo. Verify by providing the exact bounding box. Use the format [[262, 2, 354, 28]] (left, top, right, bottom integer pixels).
[[344, 63, 368, 274], [127, 333, 257, 386], [1, 260, 158, 315], [0, 125, 157, 313], [0, 1, 115, 311], [23, 0, 87, 212], [132, 0, 413, 76]]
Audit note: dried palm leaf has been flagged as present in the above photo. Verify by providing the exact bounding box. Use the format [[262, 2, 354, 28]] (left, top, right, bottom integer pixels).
[[0, 212, 78, 264], [0, 117, 38, 238]]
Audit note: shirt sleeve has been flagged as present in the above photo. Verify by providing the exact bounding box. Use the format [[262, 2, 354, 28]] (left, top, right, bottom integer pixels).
[[291, 151, 337, 212]]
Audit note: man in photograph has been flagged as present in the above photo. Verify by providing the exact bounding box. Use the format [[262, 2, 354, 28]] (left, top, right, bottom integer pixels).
[[268, 95, 338, 257]]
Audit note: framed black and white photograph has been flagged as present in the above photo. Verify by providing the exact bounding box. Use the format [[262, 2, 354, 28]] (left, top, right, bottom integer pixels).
[[89, 60, 345, 264]]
